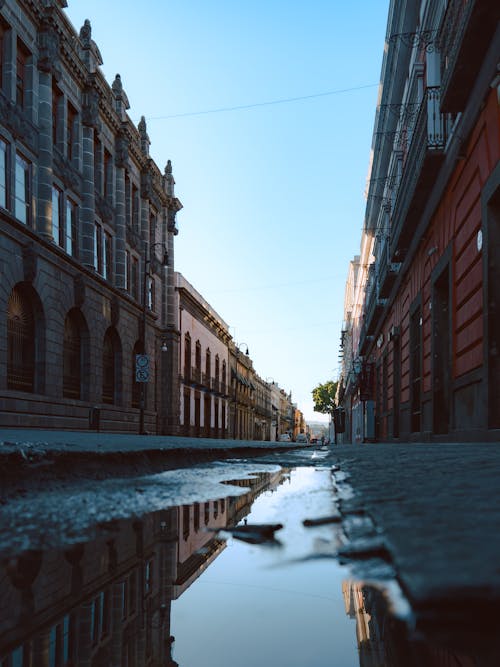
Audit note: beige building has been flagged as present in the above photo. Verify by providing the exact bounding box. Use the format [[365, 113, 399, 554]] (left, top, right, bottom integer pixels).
[[176, 273, 231, 438]]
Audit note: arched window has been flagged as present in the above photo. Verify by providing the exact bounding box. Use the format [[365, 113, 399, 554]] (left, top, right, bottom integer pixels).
[[205, 348, 211, 386], [131, 340, 142, 408], [222, 360, 227, 391], [63, 310, 81, 399], [102, 327, 121, 405], [7, 286, 35, 391], [195, 341, 201, 370]]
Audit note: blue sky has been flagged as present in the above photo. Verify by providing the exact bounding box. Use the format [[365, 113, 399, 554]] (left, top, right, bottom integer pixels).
[[64, 0, 389, 422]]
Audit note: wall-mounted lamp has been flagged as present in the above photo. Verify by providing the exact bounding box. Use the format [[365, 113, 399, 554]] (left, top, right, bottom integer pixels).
[[161, 338, 168, 352], [236, 342, 249, 356]]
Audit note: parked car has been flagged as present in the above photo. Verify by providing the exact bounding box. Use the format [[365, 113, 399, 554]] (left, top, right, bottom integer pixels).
[[294, 433, 309, 445], [278, 433, 292, 442]]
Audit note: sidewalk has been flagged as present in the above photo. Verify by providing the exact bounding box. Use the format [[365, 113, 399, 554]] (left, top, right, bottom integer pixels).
[[0, 427, 296, 458], [329, 441, 500, 634]]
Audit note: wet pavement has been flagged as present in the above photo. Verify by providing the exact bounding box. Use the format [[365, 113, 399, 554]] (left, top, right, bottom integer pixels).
[[2, 430, 500, 665]]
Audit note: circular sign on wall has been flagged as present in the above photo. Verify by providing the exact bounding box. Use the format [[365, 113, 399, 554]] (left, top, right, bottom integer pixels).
[[477, 229, 483, 252]]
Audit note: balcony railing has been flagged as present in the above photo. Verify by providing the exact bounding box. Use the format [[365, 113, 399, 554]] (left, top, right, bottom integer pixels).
[[438, 0, 499, 112], [378, 239, 400, 298], [390, 87, 446, 261]]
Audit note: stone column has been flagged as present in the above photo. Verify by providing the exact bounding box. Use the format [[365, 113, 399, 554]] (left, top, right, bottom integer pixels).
[[36, 21, 62, 240], [114, 131, 128, 290], [80, 83, 99, 269], [36, 68, 53, 240]]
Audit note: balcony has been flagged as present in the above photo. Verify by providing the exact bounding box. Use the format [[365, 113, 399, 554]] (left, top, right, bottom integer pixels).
[[390, 87, 446, 261], [378, 244, 400, 299], [438, 0, 500, 113], [364, 283, 387, 338]]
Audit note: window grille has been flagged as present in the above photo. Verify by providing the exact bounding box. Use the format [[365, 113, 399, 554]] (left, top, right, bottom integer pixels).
[[7, 287, 35, 392]]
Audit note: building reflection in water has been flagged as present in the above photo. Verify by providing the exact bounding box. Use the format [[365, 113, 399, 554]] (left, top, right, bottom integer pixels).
[[342, 580, 490, 667], [0, 469, 284, 667]]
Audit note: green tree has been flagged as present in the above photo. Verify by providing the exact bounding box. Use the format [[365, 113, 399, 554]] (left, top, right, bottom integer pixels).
[[312, 380, 339, 415]]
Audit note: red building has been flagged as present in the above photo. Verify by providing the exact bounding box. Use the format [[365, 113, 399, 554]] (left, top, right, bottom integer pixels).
[[341, 0, 500, 442]]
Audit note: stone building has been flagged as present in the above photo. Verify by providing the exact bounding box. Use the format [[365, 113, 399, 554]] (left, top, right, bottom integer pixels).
[[339, 0, 500, 442], [0, 0, 182, 433]]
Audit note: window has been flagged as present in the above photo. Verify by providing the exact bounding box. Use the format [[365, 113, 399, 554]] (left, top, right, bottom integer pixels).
[[93, 223, 103, 274], [195, 341, 201, 371], [52, 85, 63, 148], [7, 286, 35, 392], [65, 198, 77, 256], [63, 312, 81, 399], [149, 212, 156, 246], [14, 153, 30, 224], [184, 334, 191, 380], [131, 256, 138, 300], [67, 102, 77, 162], [183, 387, 191, 430], [103, 231, 112, 281], [182, 506, 190, 540], [131, 183, 139, 231], [144, 560, 153, 595], [16, 39, 29, 109], [93, 136, 101, 193], [205, 349, 211, 384], [125, 172, 131, 226], [104, 148, 112, 200], [52, 186, 62, 245], [125, 250, 130, 291], [49, 616, 70, 667], [0, 138, 7, 210], [0, 22, 5, 92]]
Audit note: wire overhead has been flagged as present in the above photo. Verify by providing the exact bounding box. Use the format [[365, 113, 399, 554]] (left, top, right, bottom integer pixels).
[[146, 83, 379, 120]]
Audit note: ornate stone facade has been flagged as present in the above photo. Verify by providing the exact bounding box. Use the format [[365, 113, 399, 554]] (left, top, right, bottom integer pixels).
[[0, 0, 182, 433]]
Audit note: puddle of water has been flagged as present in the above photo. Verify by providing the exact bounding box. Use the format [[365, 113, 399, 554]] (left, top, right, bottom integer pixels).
[[1, 463, 496, 666], [171, 466, 357, 667]]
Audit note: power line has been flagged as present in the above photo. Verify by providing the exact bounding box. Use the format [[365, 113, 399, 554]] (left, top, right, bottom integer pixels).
[[145, 83, 378, 120]]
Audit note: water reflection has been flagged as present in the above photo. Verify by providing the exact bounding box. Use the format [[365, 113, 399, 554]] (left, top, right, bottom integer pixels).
[[0, 469, 284, 666], [343, 581, 494, 666], [2, 464, 498, 666]]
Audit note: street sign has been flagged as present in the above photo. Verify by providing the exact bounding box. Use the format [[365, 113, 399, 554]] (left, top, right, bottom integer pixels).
[[135, 354, 150, 383]]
